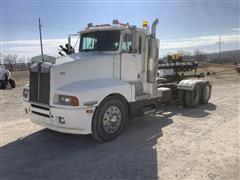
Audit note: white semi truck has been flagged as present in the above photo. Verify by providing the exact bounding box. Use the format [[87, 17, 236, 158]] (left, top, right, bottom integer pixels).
[[23, 19, 211, 141]]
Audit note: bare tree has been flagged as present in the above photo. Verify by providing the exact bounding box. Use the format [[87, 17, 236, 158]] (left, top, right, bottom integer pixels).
[[3, 54, 18, 71], [3, 54, 17, 64], [194, 49, 206, 62]]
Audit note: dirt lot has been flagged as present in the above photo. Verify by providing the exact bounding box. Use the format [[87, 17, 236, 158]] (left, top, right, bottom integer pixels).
[[0, 68, 239, 180]]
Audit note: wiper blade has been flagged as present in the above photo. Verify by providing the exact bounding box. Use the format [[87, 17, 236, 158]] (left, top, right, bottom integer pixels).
[[80, 49, 94, 52]]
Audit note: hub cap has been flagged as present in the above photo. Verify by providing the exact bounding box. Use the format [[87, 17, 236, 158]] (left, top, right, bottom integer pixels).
[[103, 106, 121, 134]]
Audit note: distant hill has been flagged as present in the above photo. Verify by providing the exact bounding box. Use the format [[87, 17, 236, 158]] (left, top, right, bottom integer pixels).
[[160, 50, 240, 64], [205, 50, 240, 64]]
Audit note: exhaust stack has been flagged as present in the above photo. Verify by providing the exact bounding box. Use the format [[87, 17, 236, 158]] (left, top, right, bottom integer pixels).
[[147, 18, 159, 83], [151, 18, 159, 38]]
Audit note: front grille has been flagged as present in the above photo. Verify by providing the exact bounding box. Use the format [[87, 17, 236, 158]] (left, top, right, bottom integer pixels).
[[31, 104, 50, 111], [29, 63, 51, 105], [32, 111, 51, 118]]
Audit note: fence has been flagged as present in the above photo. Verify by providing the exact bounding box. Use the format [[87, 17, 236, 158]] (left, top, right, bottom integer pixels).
[[0, 63, 31, 71]]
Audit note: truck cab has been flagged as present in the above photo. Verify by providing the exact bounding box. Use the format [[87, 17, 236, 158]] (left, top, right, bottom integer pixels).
[[23, 19, 211, 141]]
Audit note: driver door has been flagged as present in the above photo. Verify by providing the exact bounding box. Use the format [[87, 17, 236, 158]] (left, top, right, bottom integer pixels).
[[119, 32, 143, 82]]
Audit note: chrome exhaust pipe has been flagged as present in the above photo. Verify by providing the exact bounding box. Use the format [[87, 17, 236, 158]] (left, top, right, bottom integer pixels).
[[147, 18, 159, 83], [151, 18, 159, 38]]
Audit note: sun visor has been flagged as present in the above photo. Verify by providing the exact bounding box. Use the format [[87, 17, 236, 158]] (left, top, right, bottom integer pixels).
[[41, 62, 52, 73]]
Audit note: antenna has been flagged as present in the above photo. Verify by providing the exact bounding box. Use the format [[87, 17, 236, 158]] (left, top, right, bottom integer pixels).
[[38, 18, 44, 62]]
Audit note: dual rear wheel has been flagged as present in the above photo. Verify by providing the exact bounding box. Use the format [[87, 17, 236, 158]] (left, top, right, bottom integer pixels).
[[177, 81, 211, 108]]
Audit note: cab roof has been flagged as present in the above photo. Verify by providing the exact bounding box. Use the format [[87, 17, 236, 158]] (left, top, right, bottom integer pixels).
[[79, 22, 149, 35]]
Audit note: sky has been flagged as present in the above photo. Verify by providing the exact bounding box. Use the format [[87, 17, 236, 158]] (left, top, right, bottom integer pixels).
[[0, 0, 239, 62]]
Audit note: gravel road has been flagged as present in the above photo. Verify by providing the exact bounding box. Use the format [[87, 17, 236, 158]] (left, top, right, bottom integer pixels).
[[0, 73, 239, 180]]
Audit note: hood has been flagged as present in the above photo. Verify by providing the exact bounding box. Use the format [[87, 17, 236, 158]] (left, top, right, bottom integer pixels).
[[51, 52, 119, 90]]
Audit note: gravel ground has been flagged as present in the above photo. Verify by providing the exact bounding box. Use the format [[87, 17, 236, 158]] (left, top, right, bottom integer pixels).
[[0, 71, 239, 180]]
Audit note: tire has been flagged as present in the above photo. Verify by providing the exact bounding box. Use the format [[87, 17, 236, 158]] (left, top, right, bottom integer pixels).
[[177, 89, 185, 107], [8, 78, 16, 88], [92, 97, 128, 142], [184, 83, 201, 108], [200, 81, 211, 104], [0, 80, 6, 89]]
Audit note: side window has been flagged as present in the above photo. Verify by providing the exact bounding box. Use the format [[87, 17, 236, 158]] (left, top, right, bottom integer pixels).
[[82, 37, 96, 50], [122, 33, 133, 53]]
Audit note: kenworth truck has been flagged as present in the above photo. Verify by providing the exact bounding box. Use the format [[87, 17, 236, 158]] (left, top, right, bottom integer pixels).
[[23, 19, 212, 142]]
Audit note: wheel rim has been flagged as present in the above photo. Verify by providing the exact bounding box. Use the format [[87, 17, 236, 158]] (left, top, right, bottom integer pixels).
[[103, 106, 122, 134]]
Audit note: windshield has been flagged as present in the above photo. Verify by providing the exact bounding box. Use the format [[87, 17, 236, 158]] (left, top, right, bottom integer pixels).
[[79, 30, 120, 52]]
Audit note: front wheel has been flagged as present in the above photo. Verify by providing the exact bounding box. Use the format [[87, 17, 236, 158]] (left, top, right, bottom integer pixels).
[[92, 97, 128, 142]]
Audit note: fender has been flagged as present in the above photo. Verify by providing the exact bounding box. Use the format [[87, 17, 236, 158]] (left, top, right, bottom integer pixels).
[[53, 79, 135, 107], [177, 79, 208, 91]]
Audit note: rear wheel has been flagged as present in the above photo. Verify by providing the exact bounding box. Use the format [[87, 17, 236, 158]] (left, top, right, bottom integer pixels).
[[200, 81, 211, 104], [92, 97, 128, 142], [185, 83, 201, 108]]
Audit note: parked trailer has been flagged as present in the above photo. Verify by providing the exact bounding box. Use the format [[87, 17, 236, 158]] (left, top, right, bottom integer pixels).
[[23, 19, 211, 142]]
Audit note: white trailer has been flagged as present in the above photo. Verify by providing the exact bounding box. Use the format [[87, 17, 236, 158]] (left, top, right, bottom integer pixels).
[[23, 19, 211, 141]]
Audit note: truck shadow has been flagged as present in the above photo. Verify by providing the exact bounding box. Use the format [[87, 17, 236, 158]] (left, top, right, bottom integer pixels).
[[156, 102, 217, 119], [0, 103, 215, 179], [0, 116, 172, 179]]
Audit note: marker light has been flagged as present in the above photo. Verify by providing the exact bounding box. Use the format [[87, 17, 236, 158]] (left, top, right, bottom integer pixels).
[[113, 20, 119, 25], [71, 96, 79, 106], [143, 21, 148, 27]]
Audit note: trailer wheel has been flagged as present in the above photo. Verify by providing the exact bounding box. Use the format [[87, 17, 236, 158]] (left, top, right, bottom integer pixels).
[[92, 97, 128, 142], [177, 89, 185, 107], [184, 83, 201, 108], [200, 81, 211, 104], [8, 79, 16, 88]]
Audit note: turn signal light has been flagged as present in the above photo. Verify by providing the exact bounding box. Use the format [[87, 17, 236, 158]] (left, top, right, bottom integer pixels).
[[71, 96, 79, 106]]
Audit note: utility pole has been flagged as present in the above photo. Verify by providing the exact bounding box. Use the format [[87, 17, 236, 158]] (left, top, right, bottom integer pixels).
[[38, 18, 44, 62], [216, 36, 224, 61]]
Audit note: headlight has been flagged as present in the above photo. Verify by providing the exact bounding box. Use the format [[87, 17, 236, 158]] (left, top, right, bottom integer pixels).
[[58, 95, 79, 106], [23, 88, 29, 99]]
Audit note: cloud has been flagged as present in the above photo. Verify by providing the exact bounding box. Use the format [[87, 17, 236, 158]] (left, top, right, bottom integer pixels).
[[0, 38, 79, 61], [0, 34, 239, 61], [232, 28, 240, 31], [160, 34, 240, 50]]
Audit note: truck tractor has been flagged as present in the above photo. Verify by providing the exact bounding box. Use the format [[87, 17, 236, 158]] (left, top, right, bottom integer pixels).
[[23, 19, 212, 142]]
